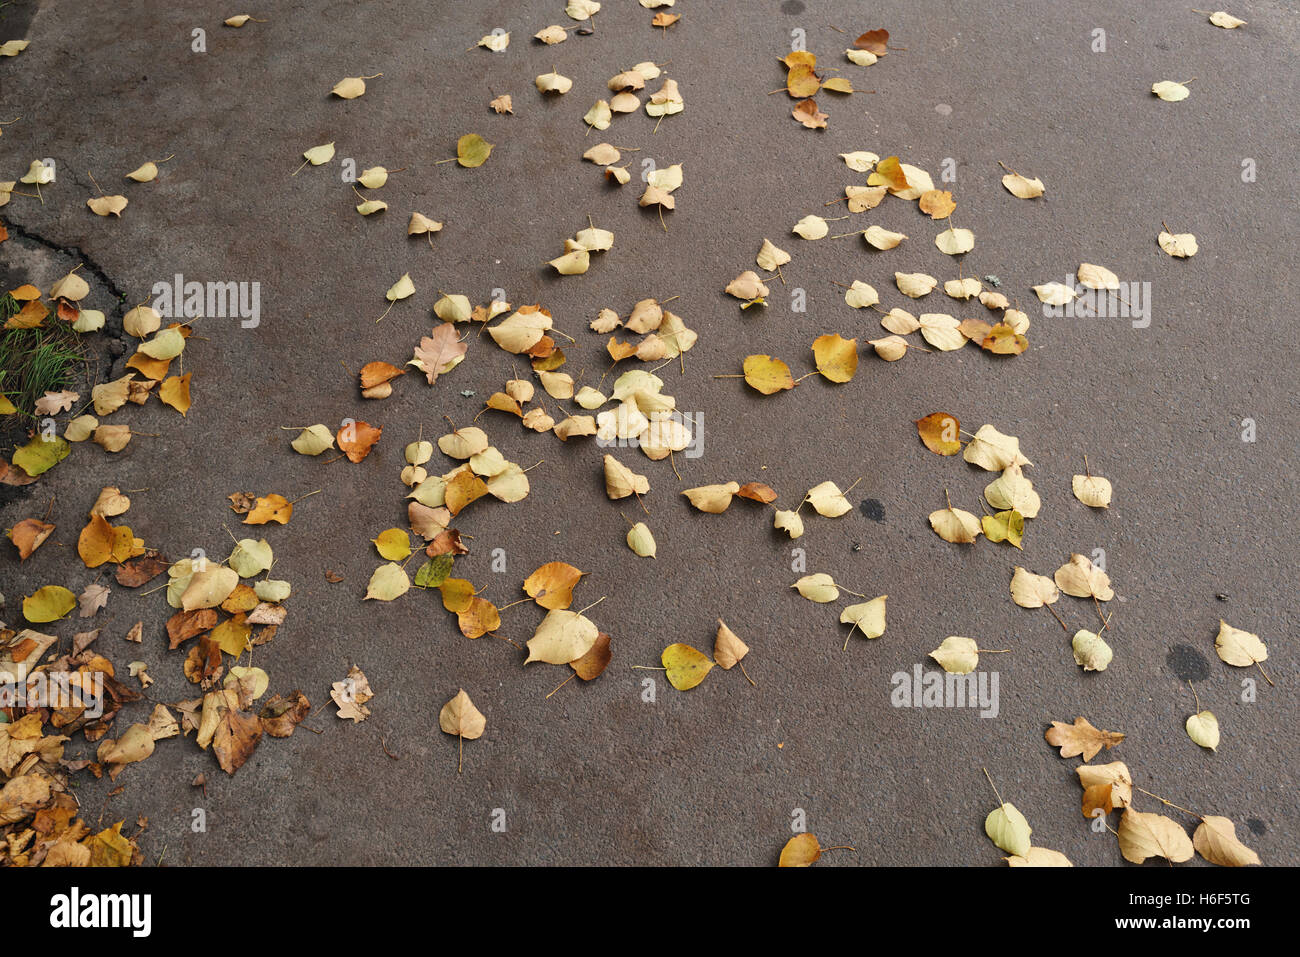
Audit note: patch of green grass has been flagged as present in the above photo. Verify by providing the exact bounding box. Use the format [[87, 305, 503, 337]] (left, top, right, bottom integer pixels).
[[0, 301, 87, 418]]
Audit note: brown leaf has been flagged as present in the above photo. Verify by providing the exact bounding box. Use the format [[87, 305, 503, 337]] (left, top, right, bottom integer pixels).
[[854, 28, 889, 55], [1045, 716, 1125, 762], [260, 691, 311, 738], [426, 529, 469, 556], [359, 361, 405, 390], [115, 549, 168, 587], [211, 693, 262, 774], [736, 482, 778, 504], [337, 420, 382, 463], [166, 608, 217, 649], [9, 518, 55, 560], [916, 412, 962, 455], [571, 632, 612, 680], [792, 98, 828, 129]]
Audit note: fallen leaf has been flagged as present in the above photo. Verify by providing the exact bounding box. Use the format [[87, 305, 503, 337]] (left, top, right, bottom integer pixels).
[[662, 643, 713, 690], [1046, 717, 1125, 761], [1193, 816, 1260, 866], [1118, 808, 1193, 864]]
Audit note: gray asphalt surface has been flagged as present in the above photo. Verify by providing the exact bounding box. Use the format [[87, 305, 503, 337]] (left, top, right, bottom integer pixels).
[[1, 0, 1297, 865]]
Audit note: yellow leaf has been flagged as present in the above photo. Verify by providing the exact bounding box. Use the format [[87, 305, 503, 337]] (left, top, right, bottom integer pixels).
[[373, 528, 411, 561], [811, 334, 858, 383], [662, 643, 713, 690], [742, 354, 795, 394], [22, 585, 77, 623]]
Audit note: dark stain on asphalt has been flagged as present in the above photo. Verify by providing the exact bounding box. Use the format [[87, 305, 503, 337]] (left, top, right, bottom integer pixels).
[[781, 1, 806, 14], [1166, 644, 1211, 683], [860, 498, 885, 522], [1247, 818, 1267, 836]]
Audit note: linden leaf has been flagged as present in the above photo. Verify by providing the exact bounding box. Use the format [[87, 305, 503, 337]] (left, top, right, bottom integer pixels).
[[365, 562, 410, 601], [895, 271, 937, 298], [868, 156, 908, 190], [1214, 621, 1267, 669], [1118, 809, 1193, 864], [805, 480, 852, 517], [626, 522, 656, 557], [1193, 816, 1260, 866], [929, 506, 981, 544], [918, 189, 956, 219], [523, 562, 584, 610], [916, 412, 962, 455], [1054, 554, 1113, 601], [793, 573, 839, 603], [526, 609, 599, 664], [935, 226, 974, 255], [662, 643, 714, 691], [1072, 473, 1112, 508], [682, 482, 740, 514], [291, 424, 335, 455], [373, 528, 411, 561], [840, 595, 886, 640], [439, 689, 486, 740], [779, 833, 823, 867], [812, 334, 858, 382], [1010, 566, 1059, 608], [963, 424, 1031, 471], [22, 585, 77, 623], [742, 354, 795, 394], [456, 133, 493, 168], [981, 509, 1025, 549], [1186, 710, 1220, 751], [1072, 630, 1113, 672], [930, 636, 980, 675], [714, 620, 749, 669], [985, 803, 1032, 857]]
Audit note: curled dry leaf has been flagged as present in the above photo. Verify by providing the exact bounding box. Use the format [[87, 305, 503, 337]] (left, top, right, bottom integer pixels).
[[1158, 229, 1198, 258], [1072, 630, 1113, 671], [1001, 171, 1044, 199], [682, 482, 740, 514], [985, 803, 1032, 858], [714, 620, 749, 669]]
